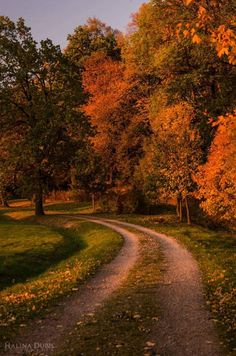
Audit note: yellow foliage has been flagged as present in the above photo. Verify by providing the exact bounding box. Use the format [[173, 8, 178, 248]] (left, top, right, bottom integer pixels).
[[185, 0, 194, 5], [180, 1, 236, 64], [192, 34, 201, 44]]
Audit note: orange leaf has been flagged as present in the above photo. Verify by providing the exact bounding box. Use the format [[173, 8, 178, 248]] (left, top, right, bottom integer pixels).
[[192, 34, 201, 44]]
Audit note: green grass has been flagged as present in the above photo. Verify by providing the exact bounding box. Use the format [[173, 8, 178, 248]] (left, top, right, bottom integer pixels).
[[0, 212, 123, 342], [58, 232, 163, 356], [45, 201, 92, 214], [0, 218, 84, 290]]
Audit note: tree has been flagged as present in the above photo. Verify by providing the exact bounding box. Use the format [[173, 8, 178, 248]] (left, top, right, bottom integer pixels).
[[65, 18, 123, 194], [82, 52, 150, 188], [76, 145, 107, 212], [0, 17, 90, 215], [195, 111, 236, 224], [65, 17, 121, 67], [0, 132, 19, 207], [124, 0, 236, 146], [120, 0, 235, 222], [151, 102, 202, 223]]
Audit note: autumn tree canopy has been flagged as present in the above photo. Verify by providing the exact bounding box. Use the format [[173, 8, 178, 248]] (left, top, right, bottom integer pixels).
[[0, 1, 235, 224], [195, 112, 236, 223]]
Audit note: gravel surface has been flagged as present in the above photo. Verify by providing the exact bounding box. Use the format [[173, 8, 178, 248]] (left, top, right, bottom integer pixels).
[[106, 219, 222, 356]]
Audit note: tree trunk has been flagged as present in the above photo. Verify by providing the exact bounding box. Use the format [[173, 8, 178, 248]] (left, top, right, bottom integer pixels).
[[31, 194, 35, 207], [70, 166, 78, 199], [176, 196, 180, 217], [70, 167, 77, 189], [179, 198, 183, 222], [35, 178, 44, 216], [1, 190, 9, 207], [185, 196, 191, 225], [92, 193, 95, 213]]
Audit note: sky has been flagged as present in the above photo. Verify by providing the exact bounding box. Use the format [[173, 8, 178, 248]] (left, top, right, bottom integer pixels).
[[0, 0, 146, 49]]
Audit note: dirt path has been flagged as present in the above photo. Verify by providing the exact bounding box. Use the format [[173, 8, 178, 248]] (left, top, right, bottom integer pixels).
[[99, 218, 222, 356], [4, 219, 139, 356], [4, 216, 222, 356]]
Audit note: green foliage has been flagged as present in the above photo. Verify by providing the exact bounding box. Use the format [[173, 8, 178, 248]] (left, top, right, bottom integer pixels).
[[65, 17, 121, 67], [0, 17, 91, 215], [122, 0, 236, 222], [76, 146, 107, 197], [124, 0, 236, 131]]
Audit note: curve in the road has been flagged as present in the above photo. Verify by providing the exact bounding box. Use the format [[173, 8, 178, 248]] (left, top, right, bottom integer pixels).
[[96, 218, 222, 356], [4, 219, 139, 355], [4, 216, 222, 356]]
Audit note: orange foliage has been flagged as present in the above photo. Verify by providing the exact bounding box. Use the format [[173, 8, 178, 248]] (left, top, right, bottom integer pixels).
[[195, 111, 236, 222], [82, 52, 130, 150], [183, 0, 236, 64]]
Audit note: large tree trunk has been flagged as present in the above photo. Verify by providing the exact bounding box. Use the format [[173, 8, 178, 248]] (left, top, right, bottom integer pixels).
[[35, 177, 44, 216], [185, 196, 191, 225], [0, 190, 9, 207], [31, 194, 35, 207], [92, 193, 95, 213], [176, 195, 180, 217], [70, 166, 78, 199], [179, 198, 183, 222], [70, 166, 77, 189]]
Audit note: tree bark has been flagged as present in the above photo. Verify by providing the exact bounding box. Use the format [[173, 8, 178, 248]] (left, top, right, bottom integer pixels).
[[176, 195, 180, 217], [179, 198, 183, 222], [31, 194, 35, 207], [70, 166, 78, 199], [1, 190, 9, 207], [35, 178, 44, 216], [185, 196, 191, 225], [92, 193, 95, 212]]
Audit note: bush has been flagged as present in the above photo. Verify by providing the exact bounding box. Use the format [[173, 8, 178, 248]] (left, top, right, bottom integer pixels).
[[98, 188, 140, 214]]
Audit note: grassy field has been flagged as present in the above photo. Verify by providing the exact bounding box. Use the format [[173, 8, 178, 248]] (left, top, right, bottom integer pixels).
[[0, 208, 123, 342]]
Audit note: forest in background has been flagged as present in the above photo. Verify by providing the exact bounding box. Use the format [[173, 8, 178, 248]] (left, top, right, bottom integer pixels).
[[0, 0, 236, 227]]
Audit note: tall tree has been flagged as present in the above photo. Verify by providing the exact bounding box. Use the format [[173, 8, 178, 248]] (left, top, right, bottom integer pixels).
[[121, 0, 236, 221], [82, 52, 150, 187], [0, 133, 16, 207], [195, 111, 236, 224], [0, 17, 90, 215], [124, 1, 236, 143], [65, 17, 121, 67], [146, 102, 201, 223]]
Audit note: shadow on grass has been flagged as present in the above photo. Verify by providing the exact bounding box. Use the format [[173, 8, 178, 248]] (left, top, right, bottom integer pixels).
[[45, 201, 91, 212], [0, 220, 88, 291], [0, 199, 91, 215]]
